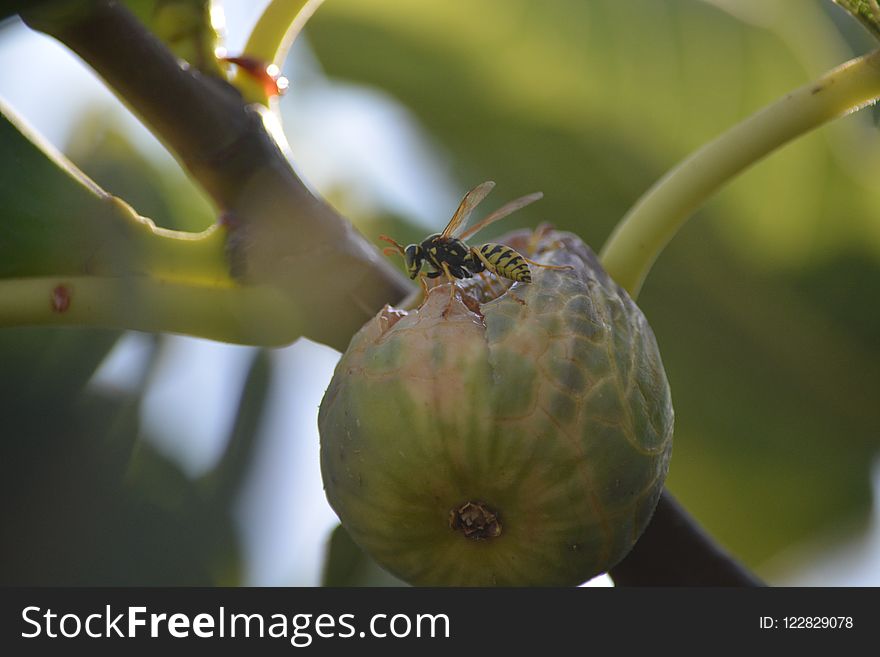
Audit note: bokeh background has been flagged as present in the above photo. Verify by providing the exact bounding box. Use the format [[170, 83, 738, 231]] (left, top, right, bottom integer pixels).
[[1, 0, 879, 586]]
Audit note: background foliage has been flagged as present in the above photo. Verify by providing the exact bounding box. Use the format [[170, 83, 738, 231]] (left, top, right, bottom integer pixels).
[[1, 0, 879, 585]]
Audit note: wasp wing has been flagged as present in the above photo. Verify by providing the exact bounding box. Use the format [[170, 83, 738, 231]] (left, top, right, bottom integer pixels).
[[458, 191, 543, 241], [441, 180, 496, 239]]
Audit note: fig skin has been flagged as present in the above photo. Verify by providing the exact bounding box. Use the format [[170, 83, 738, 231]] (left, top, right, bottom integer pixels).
[[318, 230, 673, 586]]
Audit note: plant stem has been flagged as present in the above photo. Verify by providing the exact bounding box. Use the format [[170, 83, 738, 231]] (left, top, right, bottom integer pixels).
[[233, 0, 325, 105], [0, 276, 299, 346], [242, 0, 322, 65], [600, 48, 880, 298]]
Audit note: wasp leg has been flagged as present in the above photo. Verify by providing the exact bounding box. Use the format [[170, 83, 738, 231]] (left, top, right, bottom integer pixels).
[[418, 274, 430, 299], [477, 271, 492, 298], [526, 223, 567, 256], [526, 223, 551, 255], [441, 261, 458, 318], [520, 256, 574, 272], [470, 246, 520, 295], [470, 246, 504, 279], [478, 270, 503, 299]]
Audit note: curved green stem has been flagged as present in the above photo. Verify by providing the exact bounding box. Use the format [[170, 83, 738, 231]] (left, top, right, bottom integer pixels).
[[134, 224, 231, 282], [600, 48, 880, 299], [233, 0, 325, 105], [0, 276, 299, 346]]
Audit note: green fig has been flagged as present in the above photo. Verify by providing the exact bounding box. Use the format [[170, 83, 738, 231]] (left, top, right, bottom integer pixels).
[[318, 229, 673, 586]]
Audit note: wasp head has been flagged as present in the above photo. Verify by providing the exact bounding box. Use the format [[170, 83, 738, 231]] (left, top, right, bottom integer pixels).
[[404, 244, 424, 279]]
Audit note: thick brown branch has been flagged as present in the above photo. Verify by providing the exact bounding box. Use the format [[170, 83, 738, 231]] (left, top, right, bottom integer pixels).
[[610, 491, 763, 586], [22, 0, 264, 207], [21, 0, 410, 351]]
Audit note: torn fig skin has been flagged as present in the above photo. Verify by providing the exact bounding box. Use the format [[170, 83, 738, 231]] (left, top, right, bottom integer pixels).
[[318, 228, 673, 586]]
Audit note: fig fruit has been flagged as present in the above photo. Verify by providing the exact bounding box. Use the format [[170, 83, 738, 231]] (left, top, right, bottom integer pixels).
[[318, 229, 673, 586]]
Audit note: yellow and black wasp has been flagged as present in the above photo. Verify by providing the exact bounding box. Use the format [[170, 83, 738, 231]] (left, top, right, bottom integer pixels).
[[380, 181, 570, 304]]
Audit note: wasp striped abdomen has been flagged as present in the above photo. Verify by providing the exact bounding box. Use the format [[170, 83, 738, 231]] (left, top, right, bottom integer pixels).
[[477, 243, 532, 283], [380, 181, 571, 301]]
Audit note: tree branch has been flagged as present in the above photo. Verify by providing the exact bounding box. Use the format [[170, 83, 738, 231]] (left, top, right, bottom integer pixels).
[[21, 0, 410, 351], [610, 491, 763, 586], [22, 0, 257, 207]]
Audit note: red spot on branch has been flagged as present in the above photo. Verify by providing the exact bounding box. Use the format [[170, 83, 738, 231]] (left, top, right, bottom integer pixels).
[[222, 54, 289, 98], [51, 284, 71, 313]]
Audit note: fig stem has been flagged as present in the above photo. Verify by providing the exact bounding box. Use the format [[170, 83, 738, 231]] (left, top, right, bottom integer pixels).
[[600, 47, 880, 299], [0, 276, 300, 346], [232, 0, 325, 105]]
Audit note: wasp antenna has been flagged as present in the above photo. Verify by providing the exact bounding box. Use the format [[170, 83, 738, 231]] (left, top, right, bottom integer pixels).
[[379, 235, 406, 255]]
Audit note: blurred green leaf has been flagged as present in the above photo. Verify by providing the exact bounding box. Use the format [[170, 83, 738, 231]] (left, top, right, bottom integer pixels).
[[0, 329, 239, 585], [0, 327, 119, 406], [66, 109, 215, 232], [202, 349, 268, 508], [305, 0, 880, 575], [322, 524, 406, 587], [1, 3, 32, 23], [1, 102, 135, 278], [0, 101, 191, 279], [127, 437, 241, 585]]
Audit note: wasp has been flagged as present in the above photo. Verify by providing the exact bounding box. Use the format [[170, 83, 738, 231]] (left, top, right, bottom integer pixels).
[[380, 181, 570, 307]]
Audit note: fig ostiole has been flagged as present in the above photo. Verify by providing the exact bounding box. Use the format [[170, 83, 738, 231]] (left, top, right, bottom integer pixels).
[[318, 229, 673, 586]]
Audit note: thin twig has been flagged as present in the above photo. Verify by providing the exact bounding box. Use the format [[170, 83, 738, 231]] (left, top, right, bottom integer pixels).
[[600, 48, 880, 298]]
